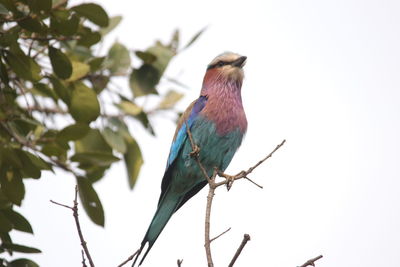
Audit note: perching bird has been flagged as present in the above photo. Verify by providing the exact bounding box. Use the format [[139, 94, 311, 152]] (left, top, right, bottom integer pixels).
[[133, 52, 248, 266]]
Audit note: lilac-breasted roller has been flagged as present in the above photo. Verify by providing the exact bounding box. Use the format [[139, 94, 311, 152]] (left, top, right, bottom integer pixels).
[[133, 52, 248, 265]]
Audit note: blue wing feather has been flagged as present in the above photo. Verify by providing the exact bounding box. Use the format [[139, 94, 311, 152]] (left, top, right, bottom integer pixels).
[[166, 95, 207, 168]]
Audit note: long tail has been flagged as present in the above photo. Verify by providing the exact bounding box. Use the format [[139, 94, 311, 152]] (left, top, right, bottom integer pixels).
[[133, 192, 181, 266]]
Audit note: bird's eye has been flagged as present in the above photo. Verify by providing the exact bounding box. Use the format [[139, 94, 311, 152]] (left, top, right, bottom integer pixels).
[[217, 61, 226, 67]]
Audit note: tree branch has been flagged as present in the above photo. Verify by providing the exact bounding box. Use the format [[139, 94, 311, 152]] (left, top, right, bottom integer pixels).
[[210, 227, 231, 243], [50, 185, 95, 267], [298, 255, 323, 267], [228, 234, 251, 267], [117, 249, 140, 267]]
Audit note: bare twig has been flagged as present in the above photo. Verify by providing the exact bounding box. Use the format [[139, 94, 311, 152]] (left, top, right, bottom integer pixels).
[[228, 234, 251, 267], [204, 168, 218, 267], [177, 259, 183, 267], [81, 250, 88, 267], [210, 227, 231, 243], [215, 139, 286, 188], [298, 255, 323, 267], [117, 249, 140, 267], [244, 177, 263, 189], [50, 185, 95, 267]]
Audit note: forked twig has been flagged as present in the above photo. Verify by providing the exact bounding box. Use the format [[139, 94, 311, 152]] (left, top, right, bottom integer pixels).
[[50, 185, 95, 267]]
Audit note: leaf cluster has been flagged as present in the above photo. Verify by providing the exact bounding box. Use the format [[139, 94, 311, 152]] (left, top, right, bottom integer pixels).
[[0, 0, 203, 265]]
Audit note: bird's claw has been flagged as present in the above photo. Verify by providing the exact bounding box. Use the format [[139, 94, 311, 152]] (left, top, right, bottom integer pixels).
[[225, 174, 235, 191], [190, 145, 200, 157]]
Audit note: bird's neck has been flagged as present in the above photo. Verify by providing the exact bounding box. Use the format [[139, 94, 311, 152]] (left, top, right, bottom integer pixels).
[[199, 69, 247, 135]]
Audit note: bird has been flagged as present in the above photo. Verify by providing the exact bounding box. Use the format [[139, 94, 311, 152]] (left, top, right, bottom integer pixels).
[[133, 52, 248, 266]]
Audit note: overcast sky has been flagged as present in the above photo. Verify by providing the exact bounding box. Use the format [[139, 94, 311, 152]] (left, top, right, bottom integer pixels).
[[13, 1, 400, 267]]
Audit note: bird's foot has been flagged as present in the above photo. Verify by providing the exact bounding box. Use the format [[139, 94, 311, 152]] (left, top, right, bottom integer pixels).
[[224, 174, 235, 191], [190, 145, 200, 157]]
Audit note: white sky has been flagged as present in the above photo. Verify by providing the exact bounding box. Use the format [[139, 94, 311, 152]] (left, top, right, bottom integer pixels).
[[12, 0, 400, 267]]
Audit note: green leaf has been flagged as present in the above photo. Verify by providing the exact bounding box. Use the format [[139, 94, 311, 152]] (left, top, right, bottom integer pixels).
[[28, 0, 52, 14], [135, 111, 155, 135], [9, 258, 39, 267], [33, 82, 58, 99], [90, 75, 109, 93], [77, 27, 101, 47], [2, 209, 33, 234], [24, 152, 52, 171], [75, 129, 111, 153], [88, 57, 105, 72], [129, 64, 159, 97], [117, 100, 142, 116], [100, 15, 122, 36], [76, 176, 104, 226], [66, 61, 90, 82], [41, 142, 66, 158], [0, 170, 25, 206], [49, 46, 72, 79], [108, 118, 131, 140], [49, 76, 71, 105], [182, 26, 207, 50], [135, 51, 157, 64], [124, 138, 143, 189], [57, 123, 90, 142], [1, 243, 41, 253], [147, 42, 175, 75], [14, 150, 41, 179], [102, 127, 126, 153], [5, 49, 41, 81], [0, 147, 22, 168], [71, 152, 119, 166], [158, 90, 184, 110], [0, 29, 18, 47], [0, 189, 12, 209], [69, 83, 100, 123], [0, 211, 13, 232], [0, 3, 8, 15], [72, 3, 109, 27], [18, 17, 45, 33], [50, 11, 79, 36], [106, 42, 131, 74], [86, 166, 107, 183]]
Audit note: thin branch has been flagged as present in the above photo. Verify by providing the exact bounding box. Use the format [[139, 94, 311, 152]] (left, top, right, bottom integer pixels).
[[228, 234, 251, 267], [244, 177, 263, 189], [204, 168, 218, 267], [50, 200, 73, 210], [81, 250, 88, 267], [215, 139, 286, 188], [117, 249, 140, 267], [298, 255, 323, 267], [210, 227, 231, 243], [50, 185, 95, 267]]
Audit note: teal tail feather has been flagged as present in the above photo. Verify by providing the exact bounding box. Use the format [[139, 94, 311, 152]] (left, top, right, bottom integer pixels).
[[133, 192, 181, 266]]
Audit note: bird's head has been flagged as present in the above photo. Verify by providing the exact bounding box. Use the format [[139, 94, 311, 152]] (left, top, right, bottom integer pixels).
[[202, 52, 247, 90]]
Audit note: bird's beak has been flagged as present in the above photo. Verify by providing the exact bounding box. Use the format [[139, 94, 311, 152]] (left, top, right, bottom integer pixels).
[[232, 56, 247, 68]]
